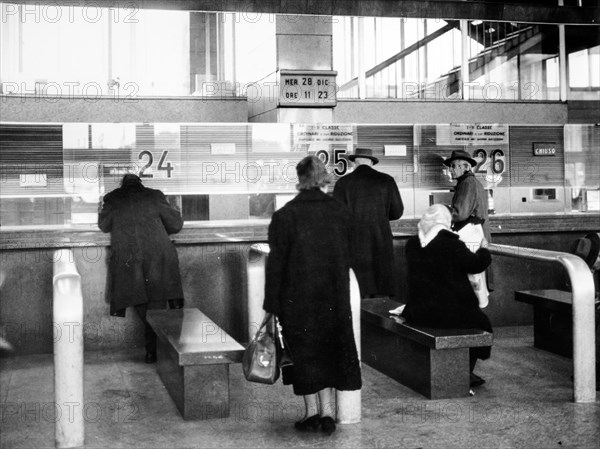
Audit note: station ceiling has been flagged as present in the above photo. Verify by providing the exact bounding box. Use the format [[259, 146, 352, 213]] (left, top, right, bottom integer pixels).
[[13, 1, 600, 25]]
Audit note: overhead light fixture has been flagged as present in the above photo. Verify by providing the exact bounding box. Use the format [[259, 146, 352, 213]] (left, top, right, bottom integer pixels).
[[487, 27, 496, 33], [471, 20, 483, 26]]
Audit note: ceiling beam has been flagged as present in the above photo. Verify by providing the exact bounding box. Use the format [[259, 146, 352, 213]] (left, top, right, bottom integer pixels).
[[8, 1, 600, 25]]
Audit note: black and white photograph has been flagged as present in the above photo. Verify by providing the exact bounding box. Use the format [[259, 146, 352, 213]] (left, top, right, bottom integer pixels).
[[1, 1, 599, 448]]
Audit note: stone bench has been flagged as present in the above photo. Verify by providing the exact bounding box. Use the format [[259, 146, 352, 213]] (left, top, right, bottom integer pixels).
[[515, 289, 599, 358], [147, 308, 245, 420], [361, 297, 493, 399]]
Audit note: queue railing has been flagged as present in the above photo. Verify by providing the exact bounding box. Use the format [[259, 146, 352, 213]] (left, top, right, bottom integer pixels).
[[53, 248, 84, 448], [488, 243, 596, 404]]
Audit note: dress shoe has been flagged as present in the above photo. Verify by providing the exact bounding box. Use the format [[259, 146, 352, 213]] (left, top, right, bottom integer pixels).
[[470, 372, 485, 387], [320, 416, 336, 435], [294, 414, 320, 431], [145, 352, 157, 364]]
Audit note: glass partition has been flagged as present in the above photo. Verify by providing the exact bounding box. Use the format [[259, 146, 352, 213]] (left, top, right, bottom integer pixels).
[[333, 17, 600, 101], [2, 4, 599, 101], [1, 122, 598, 229], [0, 3, 238, 97]]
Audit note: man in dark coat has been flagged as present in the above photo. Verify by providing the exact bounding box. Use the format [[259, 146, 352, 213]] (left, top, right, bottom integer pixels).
[[333, 147, 404, 298], [98, 174, 184, 363], [263, 156, 361, 435], [402, 204, 492, 387]]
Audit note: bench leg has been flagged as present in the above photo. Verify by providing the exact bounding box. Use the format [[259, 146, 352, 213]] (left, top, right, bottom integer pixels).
[[361, 322, 470, 399], [156, 337, 231, 420], [532, 306, 573, 358]]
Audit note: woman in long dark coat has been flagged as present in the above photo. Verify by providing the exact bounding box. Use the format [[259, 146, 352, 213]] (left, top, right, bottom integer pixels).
[[98, 174, 184, 362], [263, 156, 362, 435], [401, 204, 492, 386]]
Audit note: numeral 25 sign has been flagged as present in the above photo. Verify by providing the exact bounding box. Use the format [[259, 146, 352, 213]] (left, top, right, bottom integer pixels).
[[137, 150, 175, 179]]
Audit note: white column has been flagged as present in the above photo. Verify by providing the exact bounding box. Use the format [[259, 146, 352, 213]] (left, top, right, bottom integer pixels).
[[247, 244, 269, 340], [53, 249, 84, 448], [558, 0, 568, 101], [336, 269, 361, 424], [460, 19, 471, 100], [357, 17, 366, 99]]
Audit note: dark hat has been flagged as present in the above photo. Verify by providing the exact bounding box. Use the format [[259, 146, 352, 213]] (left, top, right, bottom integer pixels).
[[296, 156, 332, 190], [570, 232, 600, 268], [443, 150, 477, 167], [348, 148, 379, 165]]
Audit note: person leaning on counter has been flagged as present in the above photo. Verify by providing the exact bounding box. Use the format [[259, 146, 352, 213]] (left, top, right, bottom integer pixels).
[[98, 173, 185, 364]]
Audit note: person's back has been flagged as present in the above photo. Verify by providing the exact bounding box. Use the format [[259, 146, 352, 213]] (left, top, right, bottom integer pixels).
[[404, 230, 489, 328], [333, 148, 403, 298], [401, 204, 492, 387], [334, 165, 401, 224], [99, 179, 182, 257], [266, 188, 352, 309], [263, 156, 361, 435], [98, 174, 184, 363]]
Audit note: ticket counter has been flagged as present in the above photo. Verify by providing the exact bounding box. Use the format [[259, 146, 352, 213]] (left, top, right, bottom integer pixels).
[[1, 122, 598, 356]]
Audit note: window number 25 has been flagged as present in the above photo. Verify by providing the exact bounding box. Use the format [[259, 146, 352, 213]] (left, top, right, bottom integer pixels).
[[138, 150, 174, 178]]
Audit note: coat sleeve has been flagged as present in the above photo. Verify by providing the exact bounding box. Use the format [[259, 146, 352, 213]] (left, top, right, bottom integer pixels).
[[451, 176, 477, 223], [388, 177, 404, 220], [157, 191, 184, 234], [97, 194, 113, 233], [263, 212, 289, 315], [454, 239, 492, 274]]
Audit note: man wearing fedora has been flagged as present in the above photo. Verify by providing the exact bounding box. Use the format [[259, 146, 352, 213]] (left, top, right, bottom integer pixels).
[[444, 149, 494, 295], [333, 147, 404, 298], [443, 150, 491, 242]]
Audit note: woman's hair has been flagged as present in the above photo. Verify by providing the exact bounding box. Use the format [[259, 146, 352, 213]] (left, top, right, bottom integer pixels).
[[418, 203, 452, 235], [296, 156, 332, 190]]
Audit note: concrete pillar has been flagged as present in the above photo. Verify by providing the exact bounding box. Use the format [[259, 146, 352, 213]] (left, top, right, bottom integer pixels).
[[53, 249, 84, 448], [248, 15, 336, 123], [336, 269, 362, 424], [247, 244, 269, 340]]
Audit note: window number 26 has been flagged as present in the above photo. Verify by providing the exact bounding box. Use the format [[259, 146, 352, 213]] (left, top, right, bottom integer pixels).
[[138, 150, 174, 178]]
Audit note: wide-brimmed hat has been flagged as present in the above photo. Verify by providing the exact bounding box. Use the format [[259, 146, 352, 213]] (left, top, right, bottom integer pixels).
[[296, 156, 333, 190], [443, 150, 476, 167], [348, 148, 379, 165], [570, 232, 600, 268]]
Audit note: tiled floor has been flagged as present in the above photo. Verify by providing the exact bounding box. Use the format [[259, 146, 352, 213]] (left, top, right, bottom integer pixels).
[[1, 326, 598, 449]]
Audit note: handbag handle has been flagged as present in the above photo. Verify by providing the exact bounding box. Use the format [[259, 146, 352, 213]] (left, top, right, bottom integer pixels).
[[251, 313, 274, 342]]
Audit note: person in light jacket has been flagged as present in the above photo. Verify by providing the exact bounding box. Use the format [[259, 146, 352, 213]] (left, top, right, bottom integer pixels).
[[263, 156, 362, 435], [98, 174, 184, 364], [402, 204, 492, 387]]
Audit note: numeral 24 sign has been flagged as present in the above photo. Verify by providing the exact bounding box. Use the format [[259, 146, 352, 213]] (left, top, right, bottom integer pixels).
[[137, 150, 175, 179]]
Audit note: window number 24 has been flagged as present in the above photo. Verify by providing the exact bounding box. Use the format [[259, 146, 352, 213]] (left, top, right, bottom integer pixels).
[[138, 150, 174, 178]]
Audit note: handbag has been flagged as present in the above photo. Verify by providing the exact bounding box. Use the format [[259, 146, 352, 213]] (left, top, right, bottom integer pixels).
[[243, 313, 280, 384]]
